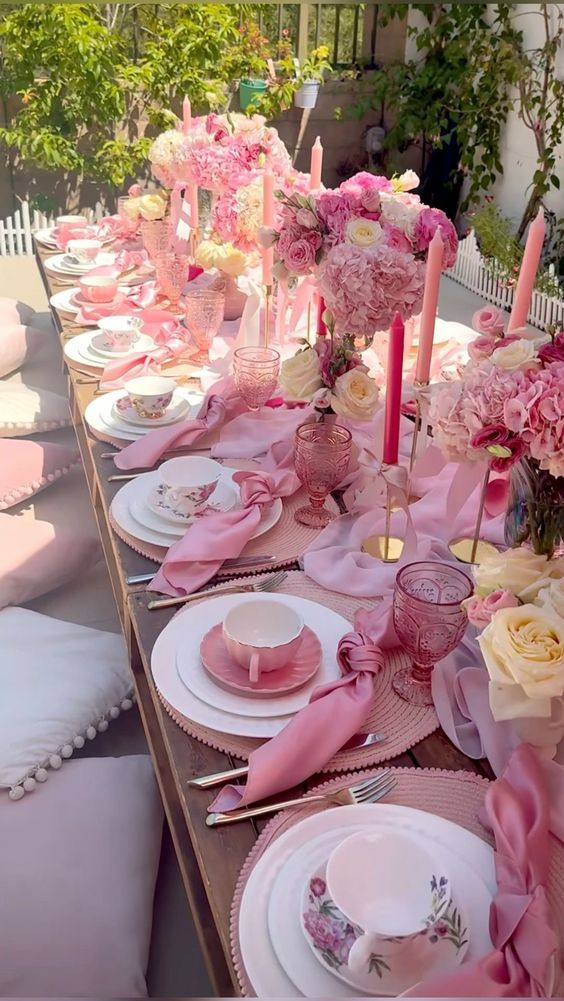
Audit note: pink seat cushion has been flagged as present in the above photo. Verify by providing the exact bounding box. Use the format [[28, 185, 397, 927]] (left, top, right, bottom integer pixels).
[[0, 512, 101, 608], [0, 298, 35, 325], [0, 755, 163, 996], [0, 324, 48, 378], [0, 439, 80, 509]]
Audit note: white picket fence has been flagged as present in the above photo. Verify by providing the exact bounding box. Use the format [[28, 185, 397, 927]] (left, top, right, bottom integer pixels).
[[0, 200, 105, 257], [446, 228, 564, 332]]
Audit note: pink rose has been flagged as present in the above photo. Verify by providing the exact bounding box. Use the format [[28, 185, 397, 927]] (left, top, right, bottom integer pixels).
[[538, 332, 564, 365], [382, 223, 413, 254], [472, 306, 505, 337], [128, 183, 142, 197], [468, 334, 498, 363], [295, 207, 319, 229], [413, 207, 458, 267], [465, 590, 520, 627], [282, 233, 320, 274], [360, 188, 382, 215]]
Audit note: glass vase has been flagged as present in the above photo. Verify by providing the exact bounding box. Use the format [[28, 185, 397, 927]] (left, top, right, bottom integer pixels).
[[504, 456, 564, 558]]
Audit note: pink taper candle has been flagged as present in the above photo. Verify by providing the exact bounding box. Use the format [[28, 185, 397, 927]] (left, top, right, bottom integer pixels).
[[182, 96, 192, 135], [188, 176, 199, 230], [508, 207, 545, 332], [383, 312, 405, 466], [262, 169, 275, 286], [316, 292, 327, 335], [415, 228, 443, 383], [310, 136, 323, 191]]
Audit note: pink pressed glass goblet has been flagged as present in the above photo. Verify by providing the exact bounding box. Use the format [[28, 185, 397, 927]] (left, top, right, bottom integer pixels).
[[140, 217, 172, 262], [233, 346, 280, 412], [184, 288, 225, 365], [155, 252, 189, 312], [294, 422, 352, 528], [392, 561, 473, 707]]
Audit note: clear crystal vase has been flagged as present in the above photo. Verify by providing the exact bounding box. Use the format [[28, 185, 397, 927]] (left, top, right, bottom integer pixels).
[[504, 456, 564, 558]]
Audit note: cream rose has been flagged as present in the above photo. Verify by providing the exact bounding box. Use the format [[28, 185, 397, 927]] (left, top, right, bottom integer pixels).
[[280, 348, 323, 400], [195, 240, 218, 271], [331, 369, 380, 421], [479, 604, 564, 720], [121, 196, 141, 221], [215, 244, 248, 277], [139, 193, 167, 221], [473, 548, 564, 602], [345, 217, 383, 248], [491, 338, 539, 372], [535, 578, 564, 620]]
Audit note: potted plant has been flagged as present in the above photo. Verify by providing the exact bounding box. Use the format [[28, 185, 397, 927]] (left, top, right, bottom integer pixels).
[[222, 22, 271, 111], [294, 45, 332, 109]]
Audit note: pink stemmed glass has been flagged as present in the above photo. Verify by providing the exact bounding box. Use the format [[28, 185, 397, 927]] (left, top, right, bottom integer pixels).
[[156, 251, 189, 312], [117, 196, 139, 238], [184, 288, 225, 365], [233, 346, 280, 412], [294, 422, 352, 528], [392, 561, 473, 706], [140, 217, 172, 262]]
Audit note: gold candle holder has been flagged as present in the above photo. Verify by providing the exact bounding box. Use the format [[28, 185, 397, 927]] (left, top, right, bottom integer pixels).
[[264, 283, 272, 349], [361, 473, 405, 563], [409, 378, 430, 472], [448, 465, 499, 564]]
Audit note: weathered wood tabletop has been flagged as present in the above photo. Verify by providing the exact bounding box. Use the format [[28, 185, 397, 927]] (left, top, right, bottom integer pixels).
[[36, 243, 492, 997]]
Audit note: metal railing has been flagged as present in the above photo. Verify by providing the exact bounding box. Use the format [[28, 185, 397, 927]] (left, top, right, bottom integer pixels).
[[258, 3, 376, 67]]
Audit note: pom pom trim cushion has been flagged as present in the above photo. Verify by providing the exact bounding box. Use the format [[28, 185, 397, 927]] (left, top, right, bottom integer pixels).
[[0, 384, 71, 437], [0, 439, 80, 510]]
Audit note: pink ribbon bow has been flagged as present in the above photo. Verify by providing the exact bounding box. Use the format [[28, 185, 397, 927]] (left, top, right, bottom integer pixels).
[[210, 597, 397, 813], [113, 376, 244, 470], [150, 441, 300, 597]]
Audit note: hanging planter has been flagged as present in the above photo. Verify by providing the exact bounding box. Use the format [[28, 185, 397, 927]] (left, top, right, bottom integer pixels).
[[239, 78, 268, 111], [294, 79, 321, 109]]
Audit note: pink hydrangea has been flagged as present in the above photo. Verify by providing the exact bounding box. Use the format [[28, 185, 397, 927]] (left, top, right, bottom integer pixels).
[[316, 192, 358, 245], [340, 171, 393, 196], [319, 242, 426, 337], [414, 207, 458, 267]]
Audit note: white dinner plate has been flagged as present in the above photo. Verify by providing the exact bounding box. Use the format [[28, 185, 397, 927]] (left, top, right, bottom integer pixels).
[[34, 227, 60, 248], [44, 252, 118, 277], [50, 285, 130, 317], [129, 470, 238, 537], [152, 592, 347, 737], [239, 803, 496, 997], [111, 469, 282, 550], [84, 388, 201, 442], [64, 331, 158, 371]]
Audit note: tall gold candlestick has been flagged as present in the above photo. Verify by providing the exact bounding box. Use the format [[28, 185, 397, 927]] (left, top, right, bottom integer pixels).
[[361, 472, 405, 564], [264, 283, 272, 349], [448, 465, 498, 564]]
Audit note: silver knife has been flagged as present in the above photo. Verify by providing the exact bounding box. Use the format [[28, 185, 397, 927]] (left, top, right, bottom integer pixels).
[[188, 732, 387, 789], [126, 555, 276, 585]]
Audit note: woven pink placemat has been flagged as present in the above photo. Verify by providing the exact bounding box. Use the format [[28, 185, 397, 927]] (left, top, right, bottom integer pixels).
[[156, 570, 439, 768], [230, 765, 564, 997]]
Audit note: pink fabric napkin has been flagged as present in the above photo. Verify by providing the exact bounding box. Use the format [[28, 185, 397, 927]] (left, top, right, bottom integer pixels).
[[55, 225, 99, 251], [405, 743, 558, 997], [74, 282, 157, 325], [113, 376, 244, 470], [210, 597, 398, 813], [212, 405, 313, 460], [150, 440, 300, 597]]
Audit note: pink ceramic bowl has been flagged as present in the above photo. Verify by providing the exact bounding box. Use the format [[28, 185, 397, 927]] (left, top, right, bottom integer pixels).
[[78, 275, 119, 303], [222, 598, 304, 683]]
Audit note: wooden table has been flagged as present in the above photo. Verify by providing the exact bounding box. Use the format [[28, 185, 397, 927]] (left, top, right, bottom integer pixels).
[[36, 245, 493, 997]]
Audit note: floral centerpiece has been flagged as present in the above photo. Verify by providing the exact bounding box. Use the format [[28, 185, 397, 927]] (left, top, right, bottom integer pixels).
[[261, 170, 457, 348], [462, 546, 564, 754], [279, 338, 380, 422], [195, 239, 249, 320], [429, 305, 564, 557]]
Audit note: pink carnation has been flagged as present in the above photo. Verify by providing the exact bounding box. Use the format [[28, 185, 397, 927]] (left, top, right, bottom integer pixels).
[[472, 306, 505, 337], [414, 207, 458, 268]]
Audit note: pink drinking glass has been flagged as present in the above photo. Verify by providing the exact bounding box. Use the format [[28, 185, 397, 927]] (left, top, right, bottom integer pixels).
[[156, 251, 189, 312], [233, 346, 280, 411], [117, 196, 139, 237], [184, 288, 225, 365], [140, 217, 171, 261], [392, 561, 473, 706], [294, 422, 352, 528]]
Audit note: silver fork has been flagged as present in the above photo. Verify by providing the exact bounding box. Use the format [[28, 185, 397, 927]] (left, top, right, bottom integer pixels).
[[206, 771, 396, 826], [147, 569, 288, 610]]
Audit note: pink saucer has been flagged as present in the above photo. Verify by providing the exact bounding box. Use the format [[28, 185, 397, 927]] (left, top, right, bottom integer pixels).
[[200, 624, 322, 698]]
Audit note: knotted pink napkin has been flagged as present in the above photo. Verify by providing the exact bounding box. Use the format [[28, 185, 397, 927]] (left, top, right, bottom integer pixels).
[[150, 440, 300, 596], [210, 597, 398, 813], [405, 743, 558, 997], [99, 334, 193, 390], [113, 376, 243, 470]]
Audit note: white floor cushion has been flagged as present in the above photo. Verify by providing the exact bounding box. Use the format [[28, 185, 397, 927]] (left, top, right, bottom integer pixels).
[[0, 608, 134, 797], [0, 755, 163, 997]]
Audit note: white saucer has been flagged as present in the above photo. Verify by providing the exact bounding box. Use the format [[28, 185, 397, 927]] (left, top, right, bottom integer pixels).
[[84, 388, 201, 442], [130, 477, 238, 537], [112, 391, 190, 427], [50, 285, 130, 316], [64, 331, 156, 370], [89, 331, 155, 359]]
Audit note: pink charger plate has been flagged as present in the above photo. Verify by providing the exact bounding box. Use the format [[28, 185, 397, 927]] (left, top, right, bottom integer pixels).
[[200, 624, 322, 698]]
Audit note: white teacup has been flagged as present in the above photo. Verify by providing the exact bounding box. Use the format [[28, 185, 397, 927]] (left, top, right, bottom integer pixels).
[[56, 214, 88, 227], [98, 315, 141, 351], [326, 831, 451, 971], [222, 599, 304, 682], [125, 376, 176, 419], [159, 456, 222, 518], [67, 238, 102, 264]]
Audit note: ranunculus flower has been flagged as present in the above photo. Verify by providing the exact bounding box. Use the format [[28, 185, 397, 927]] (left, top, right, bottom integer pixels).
[[413, 207, 458, 267], [474, 547, 564, 602], [472, 306, 505, 337], [462, 589, 520, 627], [345, 217, 383, 248], [478, 603, 564, 720], [331, 368, 380, 421], [491, 337, 540, 372], [279, 347, 323, 399]]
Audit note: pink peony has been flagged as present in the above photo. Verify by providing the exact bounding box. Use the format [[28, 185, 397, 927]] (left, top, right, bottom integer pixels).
[[302, 910, 342, 952], [382, 223, 413, 254], [465, 590, 520, 627], [472, 305, 505, 337], [414, 207, 458, 268]]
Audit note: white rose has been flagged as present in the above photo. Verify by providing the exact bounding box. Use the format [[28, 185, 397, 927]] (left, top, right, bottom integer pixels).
[[473, 548, 564, 602], [121, 197, 141, 221], [478, 604, 564, 720], [490, 338, 539, 372], [345, 217, 383, 248], [379, 191, 422, 235], [534, 578, 564, 620], [214, 243, 248, 277], [331, 369, 380, 421], [280, 348, 323, 400], [396, 169, 420, 191]]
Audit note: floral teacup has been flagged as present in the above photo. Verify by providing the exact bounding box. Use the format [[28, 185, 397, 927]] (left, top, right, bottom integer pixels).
[[98, 315, 142, 351], [158, 456, 222, 518], [125, 375, 176, 419], [326, 831, 451, 970]]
